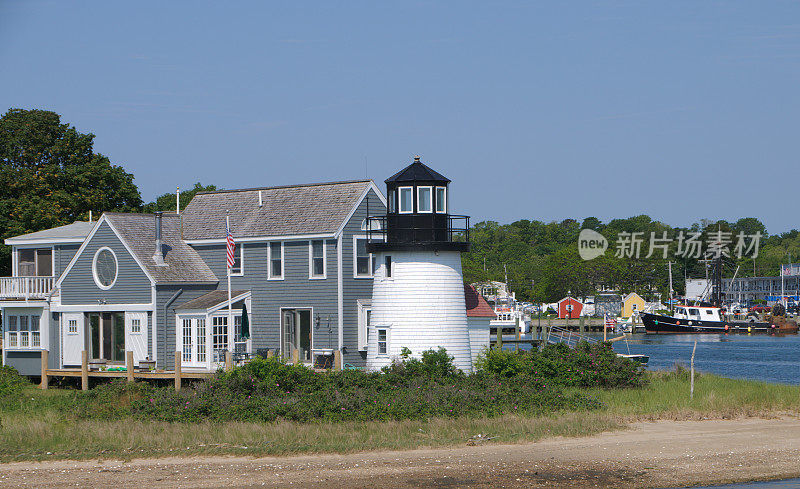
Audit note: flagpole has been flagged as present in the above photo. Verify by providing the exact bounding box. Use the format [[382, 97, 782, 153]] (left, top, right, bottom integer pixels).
[[227, 216, 233, 356]]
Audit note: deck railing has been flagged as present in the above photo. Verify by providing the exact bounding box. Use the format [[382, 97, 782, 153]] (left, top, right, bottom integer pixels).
[[0, 276, 54, 299]]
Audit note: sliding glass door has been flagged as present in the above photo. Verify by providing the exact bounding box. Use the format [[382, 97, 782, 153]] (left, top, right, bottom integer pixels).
[[88, 312, 125, 362]]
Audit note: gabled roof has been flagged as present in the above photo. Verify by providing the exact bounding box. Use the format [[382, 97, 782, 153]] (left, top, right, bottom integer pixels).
[[385, 157, 450, 184], [464, 285, 496, 318], [5, 221, 94, 245], [181, 180, 378, 240], [623, 292, 644, 302], [176, 290, 249, 311], [557, 296, 582, 305], [104, 213, 218, 284]]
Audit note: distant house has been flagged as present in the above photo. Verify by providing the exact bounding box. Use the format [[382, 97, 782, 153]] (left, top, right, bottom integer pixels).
[[622, 292, 646, 318], [594, 294, 621, 317], [464, 285, 495, 370], [1, 180, 386, 374], [557, 296, 583, 319]]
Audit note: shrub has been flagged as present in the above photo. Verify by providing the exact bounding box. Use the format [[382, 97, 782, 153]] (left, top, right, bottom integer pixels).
[[0, 365, 29, 404], [475, 341, 648, 388]]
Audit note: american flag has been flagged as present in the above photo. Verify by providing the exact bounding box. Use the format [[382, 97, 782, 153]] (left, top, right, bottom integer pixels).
[[604, 314, 617, 329], [226, 218, 235, 271]]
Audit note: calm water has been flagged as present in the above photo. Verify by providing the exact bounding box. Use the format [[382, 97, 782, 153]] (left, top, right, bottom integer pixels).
[[509, 332, 800, 385], [608, 333, 800, 385]]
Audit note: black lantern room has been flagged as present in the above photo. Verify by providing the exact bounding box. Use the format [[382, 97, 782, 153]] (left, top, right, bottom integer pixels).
[[366, 156, 470, 252]]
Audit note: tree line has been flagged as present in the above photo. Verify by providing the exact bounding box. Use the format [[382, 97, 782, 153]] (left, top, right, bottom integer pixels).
[[3, 108, 799, 296]]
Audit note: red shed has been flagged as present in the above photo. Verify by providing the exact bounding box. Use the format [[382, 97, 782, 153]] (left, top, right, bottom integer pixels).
[[557, 296, 584, 319]]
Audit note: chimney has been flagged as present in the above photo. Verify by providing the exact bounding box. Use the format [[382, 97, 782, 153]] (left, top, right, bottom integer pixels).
[[153, 211, 166, 266], [258, 190, 263, 207]]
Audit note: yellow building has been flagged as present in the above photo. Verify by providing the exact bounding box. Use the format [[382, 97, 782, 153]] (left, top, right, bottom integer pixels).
[[622, 292, 646, 318]]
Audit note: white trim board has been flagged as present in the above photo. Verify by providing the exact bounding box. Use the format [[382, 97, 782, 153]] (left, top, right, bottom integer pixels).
[[185, 233, 335, 245]]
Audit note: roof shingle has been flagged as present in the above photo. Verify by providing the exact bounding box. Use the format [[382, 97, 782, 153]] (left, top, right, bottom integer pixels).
[[180, 180, 373, 240]]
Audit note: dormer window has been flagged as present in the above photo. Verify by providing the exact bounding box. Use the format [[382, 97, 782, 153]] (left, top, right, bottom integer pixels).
[[398, 187, 413, 214], [417, 186, 432, 213]]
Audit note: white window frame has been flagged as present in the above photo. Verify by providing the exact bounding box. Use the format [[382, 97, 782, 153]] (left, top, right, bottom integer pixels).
[[92, 246, 118, 290], [14, 245, 55, 277], [130, 318, 142, 334], [229, 244, 244, 276], [357, 299, 371, 351], [309, 240, 327, 279], [384, 255, 393, 279], [268, 241, 284, 280], [4, 313, 41, 350], [398, 186, 414, 214], [388, 189, 396, 213], [376, 327, 389, 356], [435, 187, 447, 213], [417, 186, 433, 213], [353, 235, 375, 279], [67, 319, 78, 334]]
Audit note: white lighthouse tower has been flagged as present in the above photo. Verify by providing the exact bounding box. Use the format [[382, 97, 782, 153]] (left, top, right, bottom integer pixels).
[[365, 156, 473, 371]]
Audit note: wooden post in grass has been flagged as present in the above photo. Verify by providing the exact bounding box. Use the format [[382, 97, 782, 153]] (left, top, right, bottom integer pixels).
[[266, 349, 273, 359], [334, 350, 342, 371], [126, 351, 135, 382], [81, 350, 89, 391], [690, 340, 697, 400], [225, 351, 233, 372], [40, 349, 48, 390], [292, 348, 299, 365], [174, 351, 182, 392]]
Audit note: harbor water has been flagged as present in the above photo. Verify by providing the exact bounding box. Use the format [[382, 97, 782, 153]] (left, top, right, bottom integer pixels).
[[506, 332, 800, 385]]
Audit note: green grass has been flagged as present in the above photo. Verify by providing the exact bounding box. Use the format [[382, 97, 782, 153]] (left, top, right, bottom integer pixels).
[[1, 370, 799, 462]]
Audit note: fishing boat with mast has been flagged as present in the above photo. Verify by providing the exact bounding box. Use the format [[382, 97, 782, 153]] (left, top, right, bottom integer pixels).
[[641, 255, 795, 334]]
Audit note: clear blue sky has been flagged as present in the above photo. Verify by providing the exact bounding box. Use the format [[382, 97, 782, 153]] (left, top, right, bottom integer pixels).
[[2, 1, 799, 233]]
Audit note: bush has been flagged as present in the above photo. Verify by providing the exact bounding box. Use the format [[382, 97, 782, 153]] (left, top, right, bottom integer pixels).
[[75, 350, 604, 423], [0, 365, 29, 404], [475, 342, 648, 388]]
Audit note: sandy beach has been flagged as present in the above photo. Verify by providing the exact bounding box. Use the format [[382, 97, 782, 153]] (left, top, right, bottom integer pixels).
[[2, 417, 800, 488]]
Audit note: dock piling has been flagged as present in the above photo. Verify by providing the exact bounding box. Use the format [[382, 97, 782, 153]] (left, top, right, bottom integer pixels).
[[225, 351, 233, 372], [81, 351, 89, 391], [334, 350, 342, 371], [174, 351, 182, 391], [40, 350, 48, 390], [126, 351, 135, 382], [292, 348, 299, 365]]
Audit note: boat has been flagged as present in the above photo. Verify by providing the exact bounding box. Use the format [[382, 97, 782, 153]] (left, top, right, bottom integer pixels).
[[641, 304, 776, 334], [617, 353, 649, 365]]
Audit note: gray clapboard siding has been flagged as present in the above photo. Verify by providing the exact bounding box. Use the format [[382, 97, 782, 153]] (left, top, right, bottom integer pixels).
[[341, 189, 385, 366], [59, 222, 152, 305], [5, 351, 41, 376], [191, 239, 340, 355], [49, 311, 59, 369], [55, 244, 80, 278], [155, 284, 218, 369]]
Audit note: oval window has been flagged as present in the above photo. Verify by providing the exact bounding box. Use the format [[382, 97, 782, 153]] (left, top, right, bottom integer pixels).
[[93, 247, 118, 289]]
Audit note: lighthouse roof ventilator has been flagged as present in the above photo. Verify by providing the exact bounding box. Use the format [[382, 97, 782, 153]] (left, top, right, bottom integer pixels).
[[365, 156, 473, 371]]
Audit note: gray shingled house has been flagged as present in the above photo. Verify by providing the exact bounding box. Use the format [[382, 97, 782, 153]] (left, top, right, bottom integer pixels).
[[1, 180, 385, 374]]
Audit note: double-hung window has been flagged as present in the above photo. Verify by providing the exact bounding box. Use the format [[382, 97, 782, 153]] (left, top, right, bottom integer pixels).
[[309, 240, 326, 279], [417, 186, 432, 213], [398, 187, 413, 213], [435, 187, 447, 213], [354, 237, 376, 278], [357, 300, 372, 350], [377, 328, 388, 355], [269, 242, 283, 279], [230, 245, 243, 276]]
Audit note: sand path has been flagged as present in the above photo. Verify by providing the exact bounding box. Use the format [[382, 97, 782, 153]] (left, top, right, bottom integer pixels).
[[2, 417, 800, 488]]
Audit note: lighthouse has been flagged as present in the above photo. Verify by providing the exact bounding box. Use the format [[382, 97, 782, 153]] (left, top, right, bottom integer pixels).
[[365, 156, 472, 371]]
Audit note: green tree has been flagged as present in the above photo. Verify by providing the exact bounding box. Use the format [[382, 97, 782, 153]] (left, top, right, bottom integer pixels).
[[143, 182, 218, 213], [0, 108, 142, 275]]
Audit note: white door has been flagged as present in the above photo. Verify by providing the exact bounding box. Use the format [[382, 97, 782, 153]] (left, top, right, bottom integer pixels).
[[177, 315, 208, 368], [62, 312, 84, 366], [125, 311, 149, 364]]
